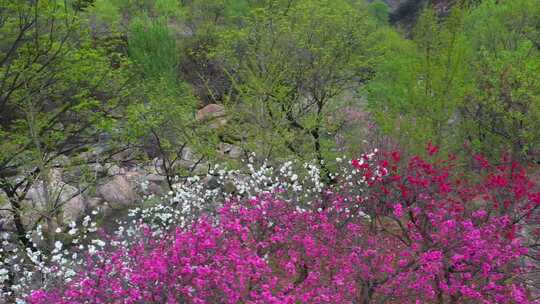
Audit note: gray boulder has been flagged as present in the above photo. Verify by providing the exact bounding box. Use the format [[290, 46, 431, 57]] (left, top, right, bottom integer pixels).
[[97, 175, 138, 209]]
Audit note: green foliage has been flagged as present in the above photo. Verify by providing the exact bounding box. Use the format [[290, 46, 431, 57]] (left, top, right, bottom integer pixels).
[[369, 0, 390, 25], [182, 0, 253, 29], [0, 0, 132, 246], [88, 0, 122, 26], [125, 81, 195, 141], [90, 0, 183, 27], [121, 75, 217, 188], [459, 0, 540, 161], [123, 79, 198, 152], [154, 0, 182, 16], [124, 11, 219, 186], [368, 6, 471, 155], [224, 0, 251, 18], [128, 16, 178, 81], [72, 0, 95, 11], [0, 0, 130, 174], [219, 0, 378, 169], [1, 0, 538, 207], [368, 0, 540, 162]]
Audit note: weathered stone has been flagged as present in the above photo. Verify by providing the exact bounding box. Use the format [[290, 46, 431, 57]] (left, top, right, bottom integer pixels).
[[24, 179, 85, 224], [219, 143, 243, 159], [0, 195, 13, 231], [230, 146, 243, 158], [88, 163, 107, 175], [146, 174, 166, 183], [26, 177, 79, 207], [52, 155, 70, 167], [192, 161, 209, 175], [111, 147, 137, 162], [97, 175, 138, 209], [25, 184, 45, 209], [144, 164, 159, 175], [87, 197, 104, 209], [205, 176, 220, 190], [196, 104, 227, 129], [147, 182, 167, 195], [107, 164, 122, 176], [152, 158, 164, 170], [124, 170, 143, 181], [62, 167, 84, 185], [62, 195, 86, 223], [181, 147, 195, 162]]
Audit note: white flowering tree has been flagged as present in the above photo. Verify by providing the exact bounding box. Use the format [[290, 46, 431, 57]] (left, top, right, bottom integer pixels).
[[0, 151, 378, 302]]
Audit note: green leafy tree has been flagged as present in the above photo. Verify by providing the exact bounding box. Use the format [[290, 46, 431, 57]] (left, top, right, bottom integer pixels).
[[459, 0, 540, 162], [123, 15, 217, 189], [128, 16, 178, 81], [369, 0, 390, 25], [219, 0, 378, 178], [367, 6, 471, 155], [368, 1, 540, 162], [0, 0, 131, 254], [178, 0, 256, 104]]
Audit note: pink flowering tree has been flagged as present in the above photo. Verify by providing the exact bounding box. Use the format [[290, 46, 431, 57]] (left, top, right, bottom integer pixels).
[[346, 146, 540, 303], [27, 147, 540, 303]]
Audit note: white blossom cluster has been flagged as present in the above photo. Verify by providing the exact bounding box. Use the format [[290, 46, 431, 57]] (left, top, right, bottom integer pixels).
[[0, 210, 105, 303], [129, 152, 379, 233], [0, 151, 380, 303]]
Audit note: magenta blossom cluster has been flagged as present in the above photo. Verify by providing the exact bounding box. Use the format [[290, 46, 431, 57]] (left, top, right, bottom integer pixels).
[[28, 149, 540, 303]]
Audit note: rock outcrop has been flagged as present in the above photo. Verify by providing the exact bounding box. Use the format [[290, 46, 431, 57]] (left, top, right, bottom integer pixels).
[[97, 175, 139, 209], [196, 104, 227, 129]]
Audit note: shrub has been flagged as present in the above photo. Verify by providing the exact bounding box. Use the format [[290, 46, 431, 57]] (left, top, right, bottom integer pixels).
[[25, 147, 540, 303]]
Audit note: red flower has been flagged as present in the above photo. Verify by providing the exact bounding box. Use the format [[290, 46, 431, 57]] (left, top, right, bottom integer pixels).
[[426, 142, 439, 156]]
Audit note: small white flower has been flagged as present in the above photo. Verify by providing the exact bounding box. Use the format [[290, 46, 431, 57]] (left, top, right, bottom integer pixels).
[[54, 241, 62, 251], [91, 239, 106, 247]]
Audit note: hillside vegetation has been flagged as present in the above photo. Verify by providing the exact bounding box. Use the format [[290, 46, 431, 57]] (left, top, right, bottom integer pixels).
[[1, 0, 540, 303]]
